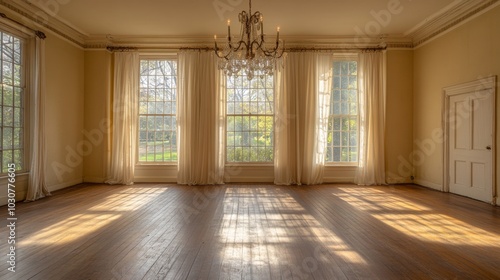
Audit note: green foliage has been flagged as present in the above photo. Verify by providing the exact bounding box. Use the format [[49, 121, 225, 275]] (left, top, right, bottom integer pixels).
[[226, 74, 274, 163], [0, 31, 24, 173], [139, 141, 178, 162], [138, 59, 178, 163], [327, 60, 359, 163]]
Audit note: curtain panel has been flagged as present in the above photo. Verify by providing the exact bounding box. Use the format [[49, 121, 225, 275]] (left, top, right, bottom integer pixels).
[[177, 51, 225, 185], [26, 36, 51, 201], [355, 51, 387, 185], [274, 52, 332, 185], [106, 52, 140, 185]]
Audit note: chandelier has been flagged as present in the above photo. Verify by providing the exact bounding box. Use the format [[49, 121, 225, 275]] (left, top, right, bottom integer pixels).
[[214, 0, 285, 80]]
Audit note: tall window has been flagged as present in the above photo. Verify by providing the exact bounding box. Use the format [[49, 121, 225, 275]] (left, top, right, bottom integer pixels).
[[0, 31, 24, 173], [138, 59, 177, 163], [226, 74, 274, 163], [326, 59, 358, 163]]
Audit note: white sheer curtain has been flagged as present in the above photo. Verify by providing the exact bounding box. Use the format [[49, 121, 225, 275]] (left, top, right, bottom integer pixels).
[[356, 51, 386, 185], [177, 50, 224, 185], [26, 36, 51, 201], [106, 52, 139, 185], [274, 52, 332, 185]]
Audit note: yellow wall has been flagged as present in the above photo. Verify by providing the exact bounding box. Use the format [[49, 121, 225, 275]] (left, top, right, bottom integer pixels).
[[44, 33, 85, 191], [413, 5, 500, 202], [3, 5, 496, 204], [83, 50, 112, 183], [385, 50, 413, 184], [132, 51, 414, 184]]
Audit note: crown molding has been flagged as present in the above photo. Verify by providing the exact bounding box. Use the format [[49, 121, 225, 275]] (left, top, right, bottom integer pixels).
[[85, 34, 413, 50], [0, 0, 498, 50], [0, 0, 86, 47], [89, 35, 219, 49], [408, 0, 499, 47]]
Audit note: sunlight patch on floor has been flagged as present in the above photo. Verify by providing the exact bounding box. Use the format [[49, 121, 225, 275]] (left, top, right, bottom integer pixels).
[[90, 187, 168, 211], [218, 187, 367, 267], [335, 187, 500, 247], [20, 187, 168, 245], [19, 213, 122, 246]]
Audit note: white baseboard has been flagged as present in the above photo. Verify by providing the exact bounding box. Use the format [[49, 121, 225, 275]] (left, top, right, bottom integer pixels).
[[323, 177, 355, 184], [16, 191, 26, 202], [83, 177, 106, 183], [414, 179, 443, 191], [386, 176, 413, 185], [0, 173, 28, 205], [0, 191, 27, 206], [134, 176, 177, 183], [48, 178, 83, 192], [224, 176, 274, 183]]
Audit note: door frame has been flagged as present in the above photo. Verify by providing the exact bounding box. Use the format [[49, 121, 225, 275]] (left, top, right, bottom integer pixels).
[[442, 75, 497, 204]]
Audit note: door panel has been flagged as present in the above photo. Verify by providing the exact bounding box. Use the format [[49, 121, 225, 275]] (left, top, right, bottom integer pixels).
[[453, 160, 468, 186], [454, 100, 469, 150], [448, 89, 493, 203], [472, 98, 490, 150], [471, 162, 485, 189]]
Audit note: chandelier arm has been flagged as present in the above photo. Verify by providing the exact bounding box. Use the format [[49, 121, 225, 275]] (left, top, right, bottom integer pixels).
[[214, 45, 229, 60], [275, 41, 285, 58], [250, 12, 261, 25], [254, 39, 265, 53], [262, 44, 285, 58], [261, 42, 280, 56], [214, 44, 223, 58], [215, 41, 247, 60], [239, 11, 249, 25], [215, 41, 229, 59], [215, 49, 230, 60], [214, 0, 285, 78], [233, 40, 249, 53]]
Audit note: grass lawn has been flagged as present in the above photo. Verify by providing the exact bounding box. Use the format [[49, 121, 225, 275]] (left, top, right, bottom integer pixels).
[[139, 142, 177, 162]]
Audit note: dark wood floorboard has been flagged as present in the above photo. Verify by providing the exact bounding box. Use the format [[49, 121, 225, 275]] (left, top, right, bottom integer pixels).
[[1, 183, 499, 280]]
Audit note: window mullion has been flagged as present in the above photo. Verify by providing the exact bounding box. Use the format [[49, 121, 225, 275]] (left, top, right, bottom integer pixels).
[[327, 59, 359, 164], [226, 74, 274, 163], [138, 59, 177, 164]]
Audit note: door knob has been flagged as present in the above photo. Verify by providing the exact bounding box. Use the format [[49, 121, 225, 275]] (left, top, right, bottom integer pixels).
[[486, 145, 492, 150]]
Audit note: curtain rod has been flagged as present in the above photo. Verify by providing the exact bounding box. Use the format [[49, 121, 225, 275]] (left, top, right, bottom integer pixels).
[[285, 46, 387, 52], [179, 47, 214, 51], [106, 46, 138, 52], [0, 13, 46, 39], [140, 46, 387, 52], [178, 47, 387, 52]]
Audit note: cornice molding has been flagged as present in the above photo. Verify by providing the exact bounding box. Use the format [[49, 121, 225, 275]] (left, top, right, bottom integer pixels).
[[89, 34, 404, 50], [0, 0, 86, 47], [0, 0, 498, 50], [408, 0, 500, 47]]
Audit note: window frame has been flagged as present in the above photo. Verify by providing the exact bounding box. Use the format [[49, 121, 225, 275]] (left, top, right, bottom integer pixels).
[[224, 73, 275, 165], [326, 54, 359, 166], [0, 24, 30, 176], [137, 54, 178, 166]]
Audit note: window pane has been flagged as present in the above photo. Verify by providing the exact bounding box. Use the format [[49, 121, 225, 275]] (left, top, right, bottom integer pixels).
[[326, 60, 359, 163], [350, 147, 358, 162], [333, 147, 341, 162], [0, 31, 24, 173], [333, 132, 341, 146], [138, 59, 177, 163], [226, 73, 274, 163], [326, 147, 333, 162]]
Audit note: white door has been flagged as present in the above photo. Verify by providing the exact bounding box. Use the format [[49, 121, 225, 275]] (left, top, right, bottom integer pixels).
[[448, 89, 493, 203]]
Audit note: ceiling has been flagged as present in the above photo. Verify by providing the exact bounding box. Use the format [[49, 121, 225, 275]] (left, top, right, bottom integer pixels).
[[26, 0, 460, 37], [0, 0, 494, 48]]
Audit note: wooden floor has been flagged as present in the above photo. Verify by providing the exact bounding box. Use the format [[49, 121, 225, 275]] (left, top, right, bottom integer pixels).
[[1, 184, 500, 280]]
